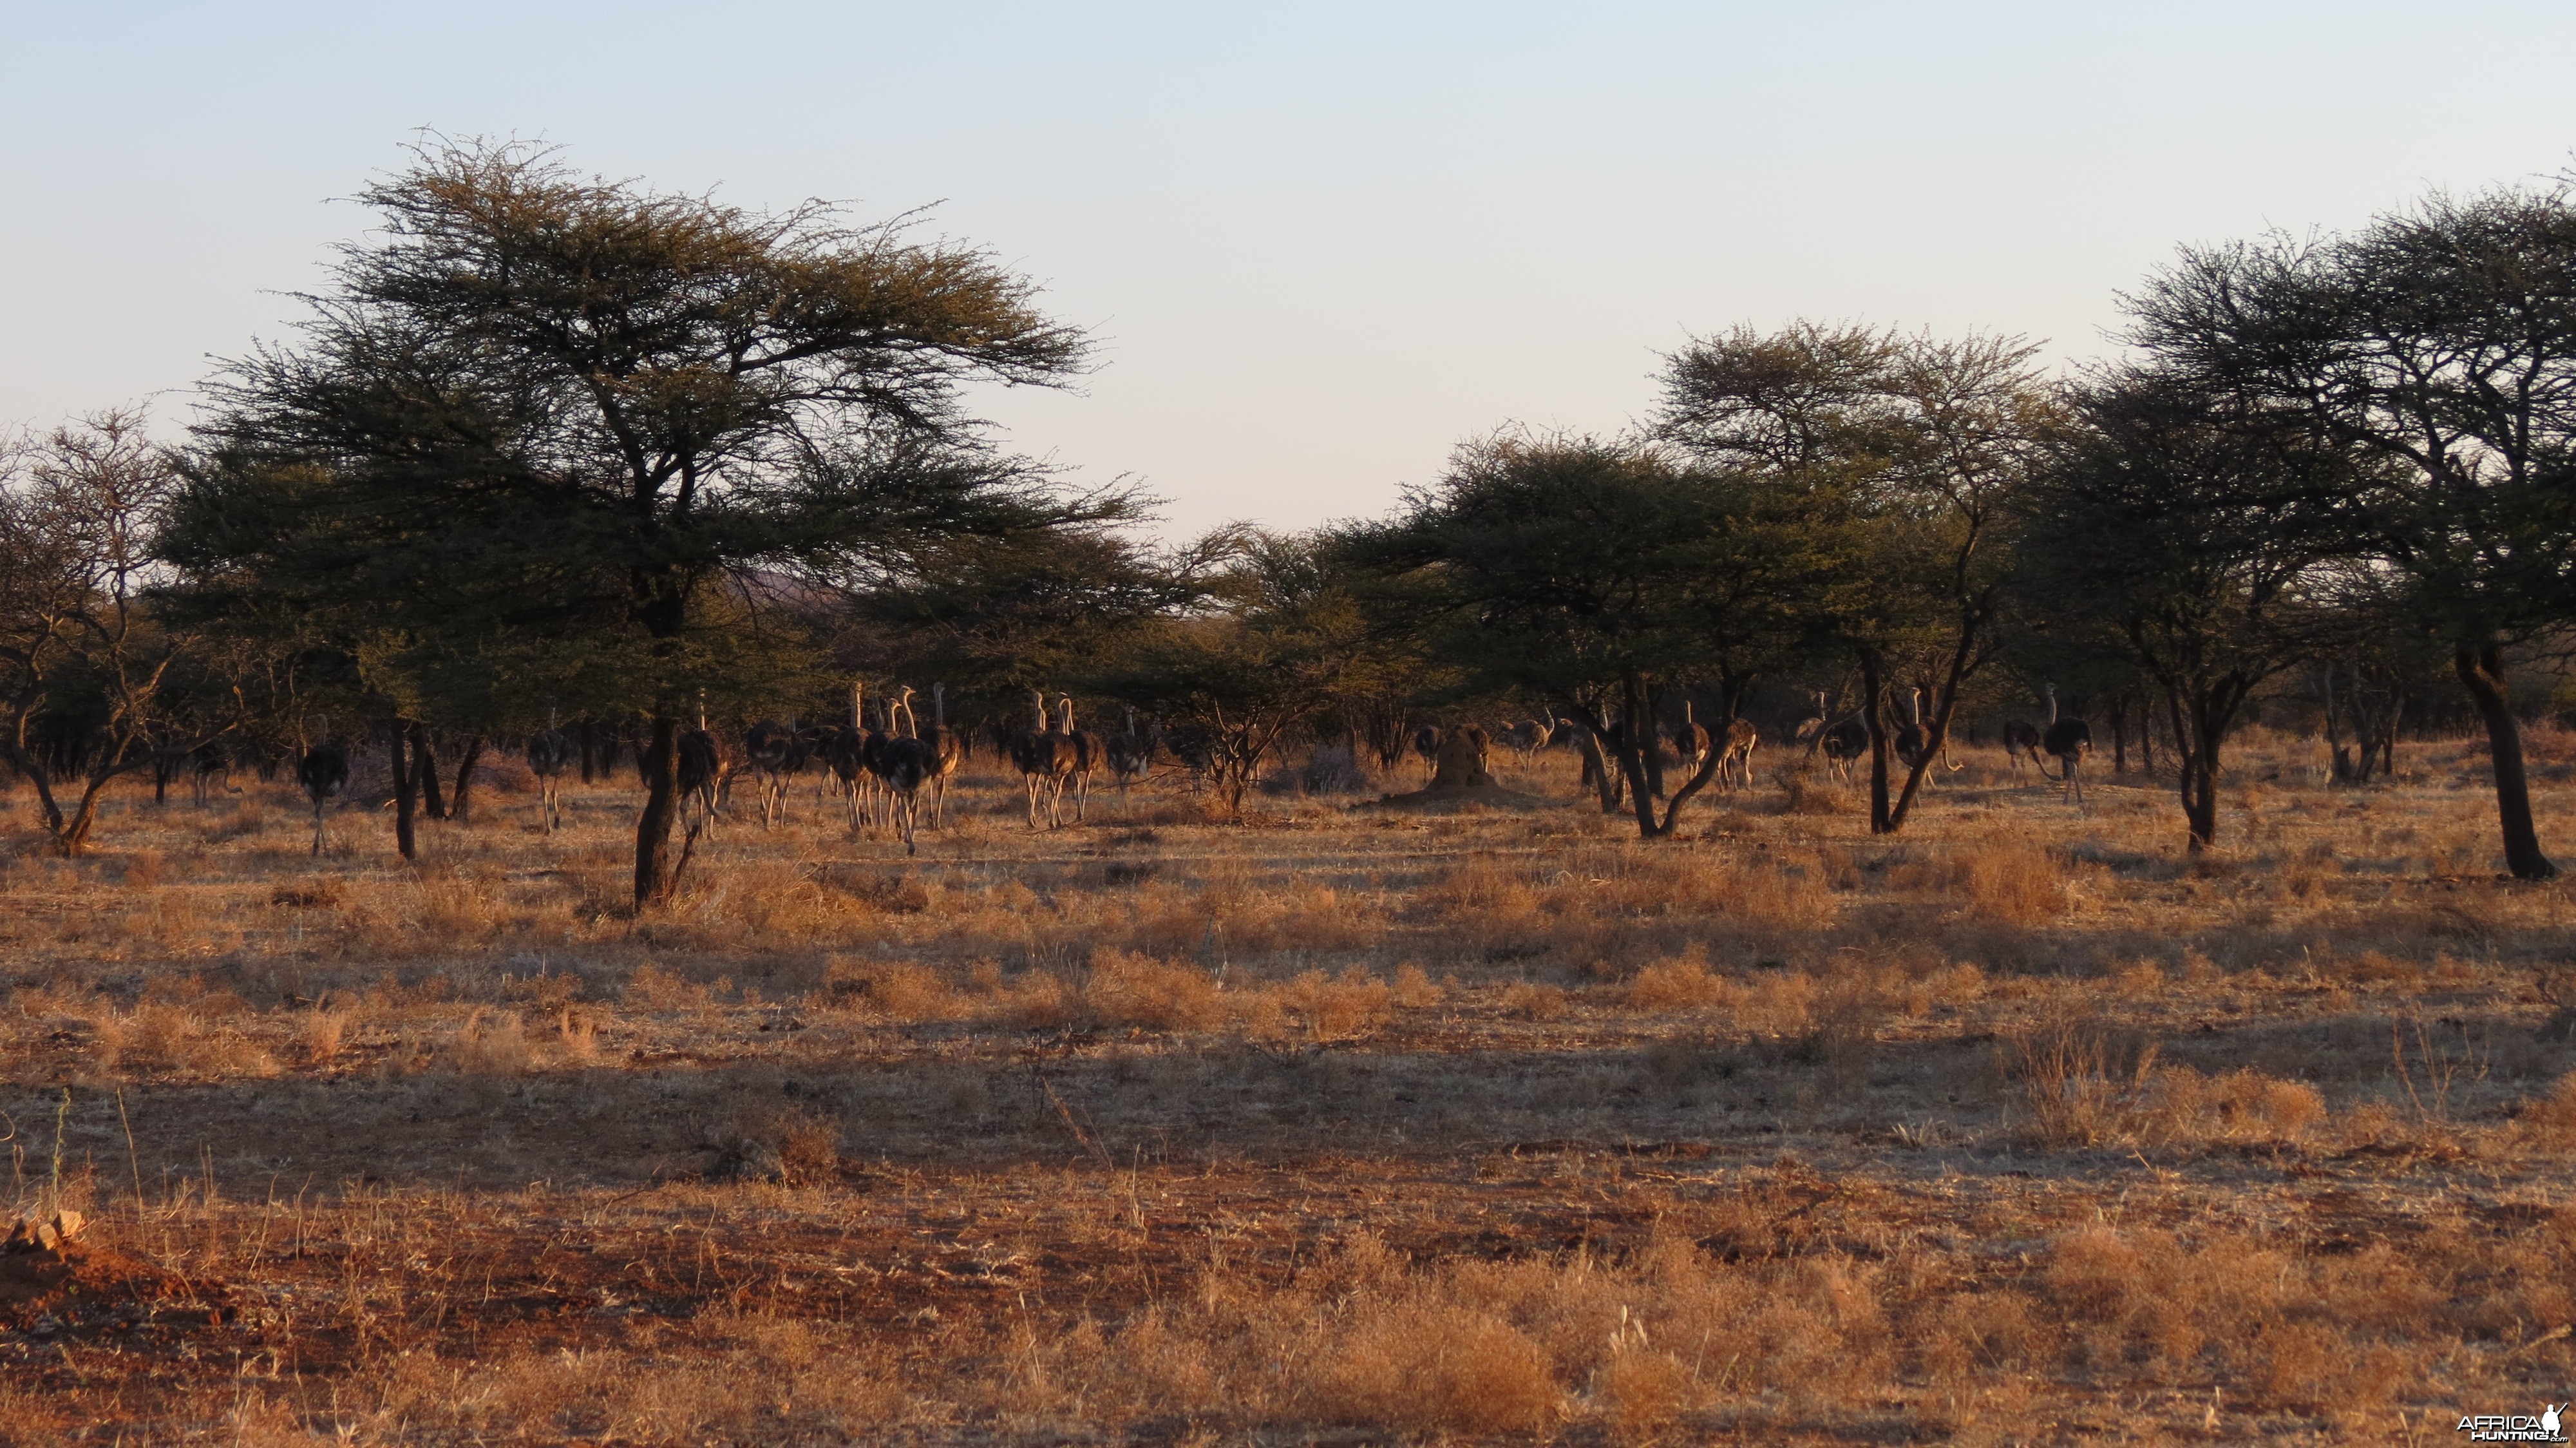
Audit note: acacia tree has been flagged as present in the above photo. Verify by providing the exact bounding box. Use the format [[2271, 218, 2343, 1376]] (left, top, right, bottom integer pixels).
[[2019, 367, 2364, 848], [1653, 325, 2054, 834], [1095, 530, 1386, 817], [172, 142, 1098, 902], [0, 410, 238, 853], [2124, 182, 2576, 878], [1346, 433, 1814, 839]]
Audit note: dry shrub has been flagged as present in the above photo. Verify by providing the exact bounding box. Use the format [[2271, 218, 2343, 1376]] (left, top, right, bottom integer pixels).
[[1417, 857, 1549, 946], [2005, 1018, 2158, 1147], [1390, 962, 1444, 1008], [625, 964, 718, 1012], [1284, 967, 1393, 1040], [555, 1005, 601, 1062], [1499, 980, 1571, 1022], [2141, 1067, 2326, 1143], [2515, 1072, 2576, 1149], [1624, 951, 1742, 1013], [822, 960, 956, 1022], [298, 1007, 352, 1066], [705, 1106, 840, 1185], [1085, 950, 1226, 1031], [1951, 842, 2068, 924], [442, 1008, 534, 1074], [1311, 1304, 1561, 1433], [1595, 1346, 1690, 1436], [2007, 1021, 2324, 1147], [95, 1003, 276, 1078]]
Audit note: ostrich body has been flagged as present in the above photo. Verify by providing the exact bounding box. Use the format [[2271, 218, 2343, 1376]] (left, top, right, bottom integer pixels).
[[2000, 716, 2045, 779], [1106, 707, 1156, 794], [741, 718, 799, 827], [526, 710, 574, 834], [1718, 716, 1759, 790], [920, 685, 965, 829], [1819, 708, 1868, 783], [1058, 695, 1106, 821], [1499, 719, 1547, 763], [1671, 702, 1712, 776], [2038, 685, 2094, 807], [296, 721, 350, 857], [1893, 687, 1931, 772], [188, 741, 234, 807], [1009, 688, 1079, 828], [1794, 691, 1828, 751], [875, 692, 931, 855], [677, 696, 724, 838], [1409, 724, 1445, 783]]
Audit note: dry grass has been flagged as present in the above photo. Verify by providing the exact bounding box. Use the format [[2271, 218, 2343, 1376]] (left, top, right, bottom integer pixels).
[[5, 732, 2576, 1442]]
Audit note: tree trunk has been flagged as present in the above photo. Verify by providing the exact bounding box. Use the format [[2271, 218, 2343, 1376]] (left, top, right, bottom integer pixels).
[[1570, 706, 1622, 813], [1641, 685, 1667, 802], [414, 724, 446, 821], [450, 736, 486, 824], [390, 720, 419, 862], [635, 713, 682, 906], [578, 719, 598, 784], [2110, 693, 2129, 774], [1861, 652, 1894, 834], [2456, 644, 2557, 881]]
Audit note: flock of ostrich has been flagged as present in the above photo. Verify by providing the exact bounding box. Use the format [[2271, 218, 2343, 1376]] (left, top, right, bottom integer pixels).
[[254, 678, 2103, 860]]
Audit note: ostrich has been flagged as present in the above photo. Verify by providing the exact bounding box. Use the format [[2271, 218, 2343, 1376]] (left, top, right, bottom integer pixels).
[[1794, 691, 1828, 751], [1499, 718, 1547, 765], [677, 696, 724, 838], [296, 719, 350, 857], [875, 707, 931, 856], [919, 685, 966, 829], [1409, 724, 1446, 783], [2038, 684, 2094, 807], [526, 709, 574, 834], [1893, 687, 1931, 771], [1718, 716, 1760, 790], [741, 717, 799, 828], [2000, 711, 2045, 779], [1819, 707, 1869, 783], [1106, 707, 1157, 794], [187, 741, 234, 807], [824, 683, 878, 833], [1057, 694, 1107, 821], [1671, 702, 1712, 776], [1009, 688, 1079, 828]]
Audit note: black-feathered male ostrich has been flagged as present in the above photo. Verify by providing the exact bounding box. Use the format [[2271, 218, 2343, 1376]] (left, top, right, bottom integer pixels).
[[2038, 683, 2094, 808], [297, 717, 350, 857]]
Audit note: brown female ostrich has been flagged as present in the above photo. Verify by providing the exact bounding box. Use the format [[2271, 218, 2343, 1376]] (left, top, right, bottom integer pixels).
[[297, 718, 349, 857], [919, 684, 966, 828], [1009, 688, 1079, 828], [824, 682, 879, 832], [1794, 691, 1828, 751], [1718, 716, 1760, 790], [677, 695, 724, 838], [526, 709, 574, 834], [1057, 694, 1107, 821], [1670, 701, 1712, 775]]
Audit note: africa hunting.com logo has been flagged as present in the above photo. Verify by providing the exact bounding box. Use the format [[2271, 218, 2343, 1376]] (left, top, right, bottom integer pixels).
[[2459, 1404, 2569, 1443]]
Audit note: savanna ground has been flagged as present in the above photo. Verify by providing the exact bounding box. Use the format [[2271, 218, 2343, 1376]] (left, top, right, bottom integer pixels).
[[8, 729, 2576, 1445]]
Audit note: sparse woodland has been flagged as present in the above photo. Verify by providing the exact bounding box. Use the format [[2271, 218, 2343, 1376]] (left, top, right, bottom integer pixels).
[[6, 144, 2576, 1443]]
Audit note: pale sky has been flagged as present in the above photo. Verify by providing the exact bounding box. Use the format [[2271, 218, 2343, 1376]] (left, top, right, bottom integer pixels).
[[5, 3, 2572, 537]]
